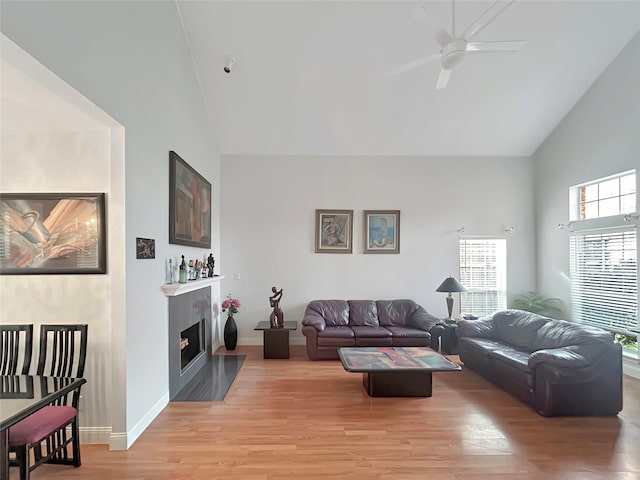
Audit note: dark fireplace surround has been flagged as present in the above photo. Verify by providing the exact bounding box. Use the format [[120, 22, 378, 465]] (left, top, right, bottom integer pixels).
[[168, 287, 212, 400]]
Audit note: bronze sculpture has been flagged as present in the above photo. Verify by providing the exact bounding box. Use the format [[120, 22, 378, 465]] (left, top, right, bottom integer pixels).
[[269, 286, 284, 328]]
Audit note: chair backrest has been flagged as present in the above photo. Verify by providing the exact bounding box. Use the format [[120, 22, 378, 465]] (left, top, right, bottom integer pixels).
[[0, 324, 33, 375], [36, 324, 88, 378]]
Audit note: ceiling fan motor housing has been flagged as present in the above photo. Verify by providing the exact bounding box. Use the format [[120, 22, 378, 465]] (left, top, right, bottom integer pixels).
[[441, 39, 467, 69]]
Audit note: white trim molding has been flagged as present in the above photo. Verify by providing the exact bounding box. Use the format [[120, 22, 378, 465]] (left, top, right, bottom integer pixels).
[[109, 392, 169, 450]]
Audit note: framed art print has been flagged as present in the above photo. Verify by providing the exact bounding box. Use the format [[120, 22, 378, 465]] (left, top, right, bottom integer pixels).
[[364, 210, 400, 254], [315, 209, 353, 253], [169, 151, 212, 248], [0, 192, 107, 274]]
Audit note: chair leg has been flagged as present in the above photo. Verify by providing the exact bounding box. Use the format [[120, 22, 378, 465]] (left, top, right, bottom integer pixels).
[[71, 417, 81, 467], [15, 445, 30, 480]]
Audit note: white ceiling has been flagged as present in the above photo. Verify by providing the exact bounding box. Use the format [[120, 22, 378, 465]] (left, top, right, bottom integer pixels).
[[180, 1, 639, 157]]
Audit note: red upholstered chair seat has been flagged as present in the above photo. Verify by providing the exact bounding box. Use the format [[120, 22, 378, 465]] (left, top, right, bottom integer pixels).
[[9, 406, 77, 446]]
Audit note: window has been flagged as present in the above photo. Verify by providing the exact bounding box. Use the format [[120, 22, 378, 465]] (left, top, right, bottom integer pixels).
[[459, 238, 507, 317], [570, 229, 637, 335], [571, 171, 636, 221], [568, 171, 638, 357]]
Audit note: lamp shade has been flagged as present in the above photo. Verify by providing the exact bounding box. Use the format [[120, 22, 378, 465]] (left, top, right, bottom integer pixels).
[[436, 276, 467, 293]]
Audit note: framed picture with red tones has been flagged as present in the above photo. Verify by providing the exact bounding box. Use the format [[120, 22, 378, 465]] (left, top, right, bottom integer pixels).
[[0, 192, 107, 274], [169, 151, 211, 249]]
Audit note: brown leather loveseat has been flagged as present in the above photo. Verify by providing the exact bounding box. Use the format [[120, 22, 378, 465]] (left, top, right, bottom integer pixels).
[[456, 309, 623, 416], [302, 299, 444, 360]]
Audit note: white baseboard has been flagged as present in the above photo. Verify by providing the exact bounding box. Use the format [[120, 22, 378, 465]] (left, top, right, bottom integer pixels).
[[109, 392, 169, 451], [80, 427, 111, 444]]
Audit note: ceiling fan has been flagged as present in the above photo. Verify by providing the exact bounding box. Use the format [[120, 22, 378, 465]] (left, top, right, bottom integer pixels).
[[389, 0, 525, 89]]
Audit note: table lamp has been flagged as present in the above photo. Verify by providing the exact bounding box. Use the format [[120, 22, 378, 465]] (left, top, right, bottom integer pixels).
[[436, 276, 467, 323]]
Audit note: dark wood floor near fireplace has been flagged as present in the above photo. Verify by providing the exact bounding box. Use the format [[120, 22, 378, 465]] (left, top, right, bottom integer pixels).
[[25, 345, 640, 480]]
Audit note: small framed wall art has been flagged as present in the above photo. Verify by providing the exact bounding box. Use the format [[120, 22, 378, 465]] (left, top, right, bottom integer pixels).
[[136, 237, 155, 259], [169, 150, 212, 249], [315, 209, 353, 253], [364, 210, 400, 254], [0, 192, 107, 274]]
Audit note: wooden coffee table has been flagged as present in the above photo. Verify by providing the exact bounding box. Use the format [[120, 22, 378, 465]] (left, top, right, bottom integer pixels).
[[338, 346, 461, 397]]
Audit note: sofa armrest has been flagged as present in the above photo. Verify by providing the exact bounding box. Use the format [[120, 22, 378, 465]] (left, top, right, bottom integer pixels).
[[302, 309, 326, 332], [529, 347, 591, 369], [456, 318, 497, 339], [408, 306, 441, 331]]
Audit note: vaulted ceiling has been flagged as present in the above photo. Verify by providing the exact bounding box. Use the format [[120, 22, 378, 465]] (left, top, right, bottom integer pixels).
[[178, 1, 639, 157]]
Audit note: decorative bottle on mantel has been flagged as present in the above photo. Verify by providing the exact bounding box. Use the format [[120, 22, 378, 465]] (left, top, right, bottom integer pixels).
[[166, 258, 174, 284], [179, 255, 187, 284]]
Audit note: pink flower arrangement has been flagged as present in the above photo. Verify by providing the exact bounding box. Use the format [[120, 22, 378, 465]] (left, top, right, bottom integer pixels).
[[222, 295, 241, 316]]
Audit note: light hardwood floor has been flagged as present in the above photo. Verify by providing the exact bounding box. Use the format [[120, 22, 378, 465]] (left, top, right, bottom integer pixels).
[[20, 345, 640, 479]]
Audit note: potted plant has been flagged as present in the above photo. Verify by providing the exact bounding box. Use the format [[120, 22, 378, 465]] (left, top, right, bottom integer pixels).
[[509, 291, 564, 318]]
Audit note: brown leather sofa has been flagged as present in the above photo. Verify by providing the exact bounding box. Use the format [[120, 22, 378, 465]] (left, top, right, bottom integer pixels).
[[302, 299, 444, 360], [456, 310, 623, 416]]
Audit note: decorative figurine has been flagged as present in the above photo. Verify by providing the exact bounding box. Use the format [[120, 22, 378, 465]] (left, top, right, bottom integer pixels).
[[207, 254, 215, 277], [269, 286, 284, 328]]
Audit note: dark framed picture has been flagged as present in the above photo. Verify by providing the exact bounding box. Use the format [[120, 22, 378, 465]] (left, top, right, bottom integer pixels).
[[136, 237, 155, 259], [169, 151, 212, 249], [0, 193, 107, 274], [364, 210, 400, 254], [315, 209, 353, 253]]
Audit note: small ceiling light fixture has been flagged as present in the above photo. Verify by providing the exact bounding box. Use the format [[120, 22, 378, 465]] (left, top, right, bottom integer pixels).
[[223, 54, 236, 73]]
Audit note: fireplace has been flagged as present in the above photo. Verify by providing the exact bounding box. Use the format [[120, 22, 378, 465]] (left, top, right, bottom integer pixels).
[[180, 321, 204, 371], [167, 286, 212, 400]]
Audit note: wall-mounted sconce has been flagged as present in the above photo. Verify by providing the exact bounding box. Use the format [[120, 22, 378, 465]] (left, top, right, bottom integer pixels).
[[557, 222, 573, 229], [504, 226, 515, 235], [624, 214, 639, 223], [457, 227, 465, 234]]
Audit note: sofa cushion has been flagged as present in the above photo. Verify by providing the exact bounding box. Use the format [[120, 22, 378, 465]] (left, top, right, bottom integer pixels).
[[317, 327, 355, 347], [348, 300, 379, 327], [385, 326, 429, 338], [307, 300, 349, 327], [459, 337, 507, 359], [489, 348, 532, 374], [376, 300, 418, 327], [493, 310, 549, 351], [531, 319, 614, 352], [350, 326, 392, 338]]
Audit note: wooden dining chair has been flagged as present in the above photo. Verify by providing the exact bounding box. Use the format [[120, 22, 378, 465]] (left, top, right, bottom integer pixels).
[[8, 324, 88, 480], [0, 324, 33, 375]]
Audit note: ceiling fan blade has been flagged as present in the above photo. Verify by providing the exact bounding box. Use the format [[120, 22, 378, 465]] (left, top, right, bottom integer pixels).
[[411, 6, 453, 48], [387, 53, 440, 77], [466, 40, 525, 52], [436, 68, 452, 89], [461, 0, 516, 41]]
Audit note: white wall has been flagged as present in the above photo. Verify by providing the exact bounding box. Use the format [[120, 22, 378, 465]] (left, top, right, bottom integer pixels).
[[1, 1, 221, 448], [533, 33, 640, 314], [221, 155, 536, 344], [0, 130, 116, 434]]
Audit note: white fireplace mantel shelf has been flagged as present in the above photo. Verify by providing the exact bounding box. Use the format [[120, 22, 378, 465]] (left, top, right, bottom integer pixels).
[[161, 276, 225, 297]]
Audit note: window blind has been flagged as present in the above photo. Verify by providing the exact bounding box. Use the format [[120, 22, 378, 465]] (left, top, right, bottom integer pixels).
[[459, 239, 507, 317], [570, 227, 638, 334]]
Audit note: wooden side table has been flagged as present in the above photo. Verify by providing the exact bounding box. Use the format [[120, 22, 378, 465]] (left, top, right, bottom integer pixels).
[[441, 324, 459, 355], [254, 321, 298, 359]]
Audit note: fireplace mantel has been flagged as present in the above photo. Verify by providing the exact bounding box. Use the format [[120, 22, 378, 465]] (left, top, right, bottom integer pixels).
[[161, 275, 225, 297]]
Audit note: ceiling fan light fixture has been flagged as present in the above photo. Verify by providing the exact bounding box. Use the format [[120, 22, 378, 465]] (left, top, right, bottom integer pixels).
[[440, 40, 467, 70]]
